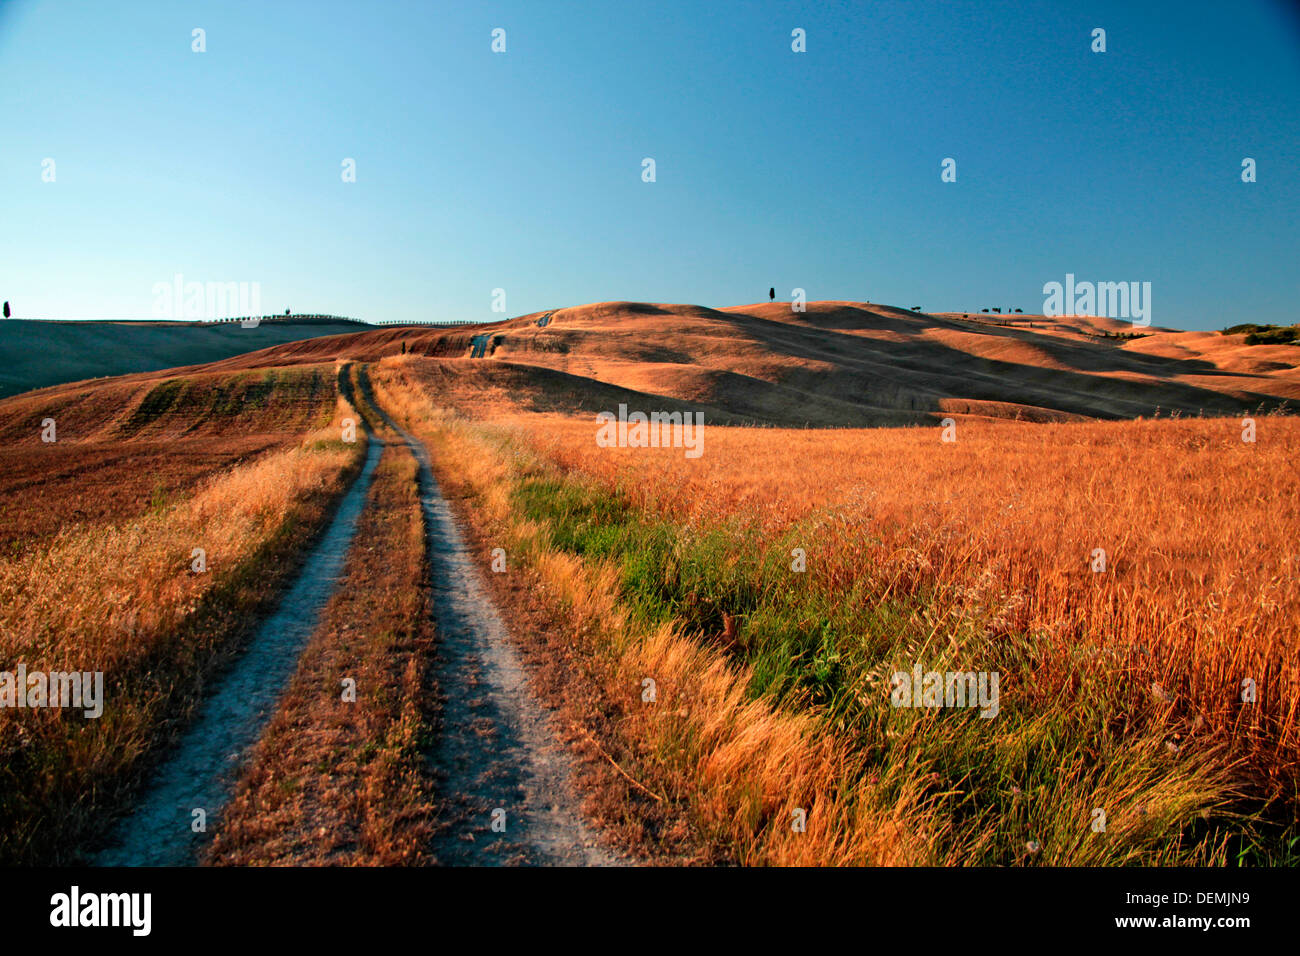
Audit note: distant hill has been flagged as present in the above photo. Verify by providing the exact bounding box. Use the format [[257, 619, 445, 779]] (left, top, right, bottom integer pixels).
[[0, 318, 369, 398], [184, 301, 1300, 425], [6, 302, 1297, 424]]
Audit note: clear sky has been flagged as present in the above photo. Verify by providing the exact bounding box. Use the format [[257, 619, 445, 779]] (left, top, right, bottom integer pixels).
[[1, 0, 1297, 329]]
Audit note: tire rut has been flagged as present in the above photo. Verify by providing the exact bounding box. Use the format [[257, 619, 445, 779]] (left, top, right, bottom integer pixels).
[[96, 401, 384, 866], [358, 368, 619, 866]]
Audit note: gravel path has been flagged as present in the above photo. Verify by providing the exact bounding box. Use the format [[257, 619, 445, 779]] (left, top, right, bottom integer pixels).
[[96, 431, 384, 866], [360, 369, 618, 866], [96, 365, 616, 867]]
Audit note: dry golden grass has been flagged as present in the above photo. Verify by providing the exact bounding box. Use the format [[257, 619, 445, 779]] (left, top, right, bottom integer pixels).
[[516, 414, 1300, 762], [206, 442, 437, 866], [0, 365, 342, 556], [374, 355, 1299, 864], [1, 434, 352, 666], [0, 376, 365, 863], [0, 364, 339, 444], [0, 437, 288, 557], [385, 393, 943, 865]]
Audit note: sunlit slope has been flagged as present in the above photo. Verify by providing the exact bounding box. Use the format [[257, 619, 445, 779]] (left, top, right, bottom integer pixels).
[[0, 364, 339, 444], [183, 301, 1300, 425], [0, 318, 366, 398], [0, 362, 343, 558]]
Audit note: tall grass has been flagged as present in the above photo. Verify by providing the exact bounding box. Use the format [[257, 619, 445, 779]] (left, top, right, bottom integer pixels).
[[0, 388, 365, 863], [374, 359, 1298, 864], [205, 443, 437, 866]]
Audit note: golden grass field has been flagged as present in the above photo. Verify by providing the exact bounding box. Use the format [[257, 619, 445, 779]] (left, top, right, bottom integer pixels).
[[2, 301, 1297, 866], [0, 364, 364, 863], [525, 411, 1300, 756], [370, 346, 1300, 865], [207, 442, 438, 865]]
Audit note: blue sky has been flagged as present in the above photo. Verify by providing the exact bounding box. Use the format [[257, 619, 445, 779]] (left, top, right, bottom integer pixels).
[[1, 0, 1297, 329]]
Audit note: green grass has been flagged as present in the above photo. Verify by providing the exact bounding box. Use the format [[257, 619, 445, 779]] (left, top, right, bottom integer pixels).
[[121, 377, 187, 433], [1223, 323, 1300, 345], [508, 470, 1296, 865]]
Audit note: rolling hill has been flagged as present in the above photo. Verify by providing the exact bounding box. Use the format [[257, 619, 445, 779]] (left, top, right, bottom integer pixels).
[[171, 301, 1300, 426], [0, 318, 368, 398]]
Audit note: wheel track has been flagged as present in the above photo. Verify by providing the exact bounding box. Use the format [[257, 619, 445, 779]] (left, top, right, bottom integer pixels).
[[96, 363, 616, 866], [96, 368, 384, 866], [358, 366, 618, 866]]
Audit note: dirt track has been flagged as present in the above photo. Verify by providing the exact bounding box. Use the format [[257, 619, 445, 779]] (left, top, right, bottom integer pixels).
[[96, 433, 384, 866], [98, 368, 615, 866], [359, 369, 618, 866]]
